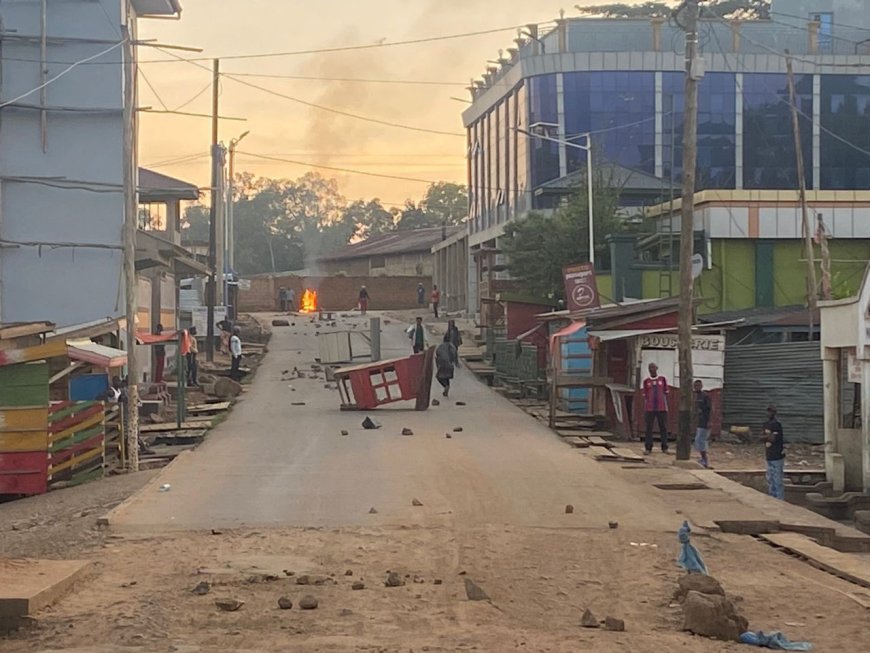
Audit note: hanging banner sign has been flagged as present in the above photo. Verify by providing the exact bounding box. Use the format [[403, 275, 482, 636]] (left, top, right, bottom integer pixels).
[[563, 262, 600, 312]]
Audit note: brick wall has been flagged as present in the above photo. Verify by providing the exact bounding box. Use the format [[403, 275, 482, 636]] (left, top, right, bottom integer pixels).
[[239, 274, 434, 312]]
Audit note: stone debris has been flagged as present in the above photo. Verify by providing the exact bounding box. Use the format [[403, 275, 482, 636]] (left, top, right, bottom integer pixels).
[[291, 402, 306, 406], [456, 401, 467, 406], [453, 427, 463, 433], [362, 417, 381, 430], [433, 579, 443, 585], [580, 608, 600, 628], [271, 319, 290, 327], [278, 597, 293, 610], [283, 570, 295, 577], [432, 399, 441, 406], [212, 377, 242, 399], [385, 572, 404, 587], [412, 498, 423, 507], [682, 591, 748, 642], [463, 578, 490, 601], [565, 504, 575, 514], [402, 428, 414, 436], [608, 521, 619, 529], [345, 569, 353, 576], [299, 595, 319, 610], [295, 575, 311, 585], [368, 507, 378, 514], [604, 616, 625, 632], [445, 433, 452, 439], [214, 598, 244, 612], [191, 581, 210, 596], [352, 581, 365, 590], [340, 430, 349, 436], [674, 574, 725, 603]]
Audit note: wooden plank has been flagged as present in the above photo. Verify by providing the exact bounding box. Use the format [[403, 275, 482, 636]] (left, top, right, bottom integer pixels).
[[608, 447, 646, 462], [585, 436, 613, 447], [0, 321, 54, 340], [759, 532, 870, 589], [0, 408, 49, 432], [0, 431, 48, 453], [187, 402, 231, 414], [0, 341, 67, 368], [0, 559, 92, 619], [561, 436, 589, 448], [140, 421, 212, 433]]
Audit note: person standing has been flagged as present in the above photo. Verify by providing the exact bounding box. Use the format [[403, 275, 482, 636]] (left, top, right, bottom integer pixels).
[[186, 326, 199, 387], [446, 319, 463, 367], [153, 324, 166, 383], [431, 284, 441, 318], [763, 405, 786, 500], [286, 287, 297, 312], [642, 362, 669, 454], [230, 326, 243, 381], [416, 282, 426, 307], [435, 334, 458, 397], [693, 379, 712, 468], [358, 285, 370, 315], [406, 317, 426, 354], [278, 286, 287, 312]]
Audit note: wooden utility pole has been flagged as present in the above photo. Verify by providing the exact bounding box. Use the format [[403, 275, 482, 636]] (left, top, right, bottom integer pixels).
[[817, 213, 833, 300], [785, 51, 819, 331], [676, 0, 701, 461], [121, 26, 139, 471], [206, 58, 219, 362]]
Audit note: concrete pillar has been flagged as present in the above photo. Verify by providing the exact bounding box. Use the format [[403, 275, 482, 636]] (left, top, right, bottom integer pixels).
[[813, 74, 821, 190], [863, 352, 870, 493], [556, 73, 567, 178], [730, 20, 741, 52], [556, 18, 567, 53], [651, 18, 664, 52], [735, 73, 743, 190], [808, 20, 819, 54], [822, 350, 843, 492]]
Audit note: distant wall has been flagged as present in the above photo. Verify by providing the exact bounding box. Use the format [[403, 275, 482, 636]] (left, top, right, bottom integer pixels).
[[239, 275, 434, 312]]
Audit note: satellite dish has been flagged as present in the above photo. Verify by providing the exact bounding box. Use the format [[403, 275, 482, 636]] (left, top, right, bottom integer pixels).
[[691, 253, 704, 279]]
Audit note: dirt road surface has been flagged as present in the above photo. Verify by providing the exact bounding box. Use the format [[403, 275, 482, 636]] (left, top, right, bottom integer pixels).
[[3, 313, 867, 652]]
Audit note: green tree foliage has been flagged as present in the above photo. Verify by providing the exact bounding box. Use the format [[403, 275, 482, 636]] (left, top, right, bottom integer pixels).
[[500, 171, 630, 299], [344, 199, 396, 240], [574, 1, 770, 19], [420, 182, 468, 226]]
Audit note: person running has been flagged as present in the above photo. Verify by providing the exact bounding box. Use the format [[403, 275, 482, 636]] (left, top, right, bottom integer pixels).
[[230, 326, 243, 381], [694, 379, 712, 468], [435, 334, 458, 397], [642, 362, 669, 454], [763, 405, 786, 500], [446, 319, 463, 367], [406, 317, 426, 354], [358, 285, 370, 315], [431, 285, 442, 318]]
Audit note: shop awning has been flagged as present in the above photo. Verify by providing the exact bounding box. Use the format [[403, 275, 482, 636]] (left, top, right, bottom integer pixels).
[[588, 328, 671, 342], [136, 330, 179, 345], [67, 340, 127, 368]]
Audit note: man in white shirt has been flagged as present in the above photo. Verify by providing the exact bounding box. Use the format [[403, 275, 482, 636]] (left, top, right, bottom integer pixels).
[[230, 327, 243, 381]]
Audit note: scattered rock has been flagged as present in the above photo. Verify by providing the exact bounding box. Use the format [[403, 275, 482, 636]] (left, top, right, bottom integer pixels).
[[291, 402, 307, 406], [463, 578, 489, 601], [432, 399, 441, 406], [296, 575, 311, 585], [271, 319, 290, 327], [191, 581, 210, 596], [674, 574, 725, 603], [580, 608, 600, 628], [340, 430, 349, 436], [340, 608, 354, 616], [212, 377, 242, 399], [412, 498, 423, 507], [385, 572, 404, 587], [368, 507, 378, 514], [453, 427, 463, 432], [278, 597, 293, 610], [604, 616, 625, 632], [362, 417, 381, 430], [434, 579, 443, 585], [402, 428, 414, 436], [456, 401, 467, 406], [214, 598, 244, 612], [299, 595, 319, 610], [283, 570, 295, 577], [608, 521, 619, 529], [352, 581, 365, 590], [211, 529, 223, 535], [565, 504, 574, 514], [682, 591, 747, 642], [445, 433, 452, 439], [345, 570, 353, 576]]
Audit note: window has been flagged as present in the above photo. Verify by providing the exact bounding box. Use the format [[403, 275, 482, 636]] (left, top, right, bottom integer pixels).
[[370, 256, 386, 269], [820, 75, 870, 190], [811, 12, 834, 54], [138, 202, 167, 231]]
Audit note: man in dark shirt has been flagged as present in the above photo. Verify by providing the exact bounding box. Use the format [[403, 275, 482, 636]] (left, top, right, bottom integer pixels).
[[407, 317, 426, 354], [642, 363, 669, 454], [763, 405, 785, 500], [693, 379, 712, 468]]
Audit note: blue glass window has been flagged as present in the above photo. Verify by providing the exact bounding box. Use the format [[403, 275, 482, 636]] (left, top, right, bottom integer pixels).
[[528, 74, 560, 188], [820, 75, 870, 190]]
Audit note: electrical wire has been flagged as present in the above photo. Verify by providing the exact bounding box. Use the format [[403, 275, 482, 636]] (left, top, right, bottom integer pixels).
[[0, 39, 126, 109], [225, 72, 467, 87], [139, 67, 170, 111], [769, 10, 870, 35], [235, 151, 437, 185], [172, 80, 213, 112]]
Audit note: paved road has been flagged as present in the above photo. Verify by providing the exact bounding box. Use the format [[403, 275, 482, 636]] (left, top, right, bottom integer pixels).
[[110, 312, 682, 532]]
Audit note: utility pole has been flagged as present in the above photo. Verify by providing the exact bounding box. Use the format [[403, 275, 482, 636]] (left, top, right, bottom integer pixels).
[[676, 0, 701, 461], [817, 213, 833, 300], [206, 58, 219, 362], [785, 51, 819, 332], [227, 130, 250, 320], [121, 26, 139, 471]]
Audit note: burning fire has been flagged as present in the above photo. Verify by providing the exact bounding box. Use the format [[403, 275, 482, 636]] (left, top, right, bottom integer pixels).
[[300, 289, 318, 313]]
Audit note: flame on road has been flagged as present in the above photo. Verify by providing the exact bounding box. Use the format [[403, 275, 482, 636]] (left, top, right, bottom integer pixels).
[[300, 289, 318, 313]]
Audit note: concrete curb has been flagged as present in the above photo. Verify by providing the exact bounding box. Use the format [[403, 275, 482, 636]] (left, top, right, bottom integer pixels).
[[96, 450, 194, 528]]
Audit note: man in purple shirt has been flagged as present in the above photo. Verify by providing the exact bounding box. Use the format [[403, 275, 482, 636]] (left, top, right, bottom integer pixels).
[[642, 362, 670, 454]]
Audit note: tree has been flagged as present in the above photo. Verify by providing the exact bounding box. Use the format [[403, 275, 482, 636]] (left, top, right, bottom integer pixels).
[[181, 204, 209, 243], [395, 200, 440, 231], [574, 1, 770, 19], [343, 199, 396, 240], [420, 182, 468, 226], [500, 169, 630, 299]]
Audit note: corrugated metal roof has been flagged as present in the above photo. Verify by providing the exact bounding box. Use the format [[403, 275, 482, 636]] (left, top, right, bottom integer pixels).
[[320, 227, 464, 262], [138, 168, 199, 201], [700, 305, 816, 328], [67, 340, 127, 368]]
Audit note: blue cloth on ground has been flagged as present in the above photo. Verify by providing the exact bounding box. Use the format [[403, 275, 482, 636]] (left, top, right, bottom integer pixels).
[[740, 631, 812, 650], [677, 520, 708, 574]]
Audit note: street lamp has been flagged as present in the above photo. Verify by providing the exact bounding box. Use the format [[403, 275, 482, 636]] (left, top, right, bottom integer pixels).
[[226, 130, 249, 318], [520, 123, 595, 266]]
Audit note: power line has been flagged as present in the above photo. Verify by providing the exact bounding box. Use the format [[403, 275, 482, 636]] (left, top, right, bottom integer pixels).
[[235, 151, 437, 185], [139, 67, 170, 111], [172, 80, 214, 112], [226, 72, 467, 87], [769, 10, 870, 35]]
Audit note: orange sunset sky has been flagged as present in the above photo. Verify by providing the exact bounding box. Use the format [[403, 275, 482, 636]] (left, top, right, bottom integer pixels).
[[137, 0, 621, 207]]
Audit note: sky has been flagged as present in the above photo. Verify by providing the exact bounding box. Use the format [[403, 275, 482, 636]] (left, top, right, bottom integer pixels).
[[137, 0, 623, 207]]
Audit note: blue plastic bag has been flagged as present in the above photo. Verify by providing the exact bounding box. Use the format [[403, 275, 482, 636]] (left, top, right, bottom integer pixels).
[[677, 520, 708, 574], [740, 631, 812, 651]]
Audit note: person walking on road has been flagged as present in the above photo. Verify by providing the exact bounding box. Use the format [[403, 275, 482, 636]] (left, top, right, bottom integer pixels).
[[694, 379, 712, 468], [431, 284, 442, 318], [763, 405, 786, 500], [230, 326, 243, 381], [446, 319, 463, 367], [435, 334, 458, 397], [406, 317, 426, 354], [416, 283, 426, 307], [186, 326, 199, 387], [642, 362, 669, 454], [358, 285, 370, 315]]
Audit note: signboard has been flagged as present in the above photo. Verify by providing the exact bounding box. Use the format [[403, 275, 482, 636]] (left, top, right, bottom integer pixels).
[[563, 263, 600, 312], [637, 333, 724, 351], [237, 279, 251, 291], [191, 306, 227, 335]]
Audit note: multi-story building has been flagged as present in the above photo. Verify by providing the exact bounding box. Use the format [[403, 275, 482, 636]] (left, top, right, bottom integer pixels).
[[455, 0, 870, 316], [0, 0, 183, 327]]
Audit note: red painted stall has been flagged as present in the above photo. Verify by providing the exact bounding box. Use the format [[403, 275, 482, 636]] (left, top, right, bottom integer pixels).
[[335, 348, 434, 411]]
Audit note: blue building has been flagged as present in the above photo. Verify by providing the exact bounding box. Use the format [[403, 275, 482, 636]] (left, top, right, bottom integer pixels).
[[444, 1, 870, 315]]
